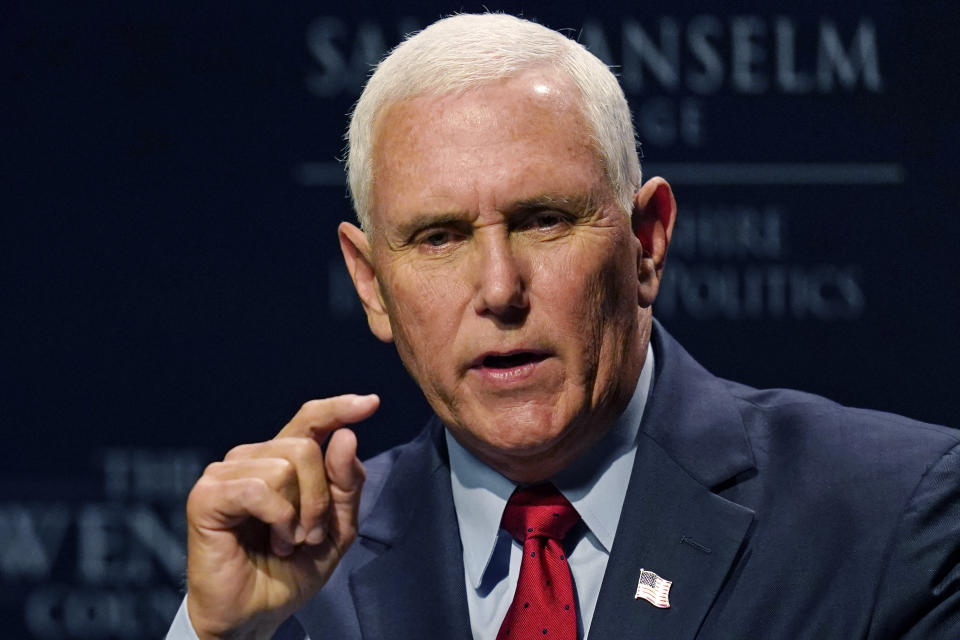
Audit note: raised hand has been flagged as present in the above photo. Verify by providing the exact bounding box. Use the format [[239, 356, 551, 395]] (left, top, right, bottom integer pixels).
[[184, 394, 379, 639]]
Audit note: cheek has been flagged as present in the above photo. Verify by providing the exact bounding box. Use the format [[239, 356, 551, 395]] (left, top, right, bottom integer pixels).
[[382, 266, 471, 369], [533, 234, 638, 361], [600, 257, 637, 321], [529, 245, 612, 356], [535, 237, 626, 313]]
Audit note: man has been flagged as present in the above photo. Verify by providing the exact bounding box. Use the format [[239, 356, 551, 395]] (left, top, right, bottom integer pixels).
[[168, 13, 960, 640]]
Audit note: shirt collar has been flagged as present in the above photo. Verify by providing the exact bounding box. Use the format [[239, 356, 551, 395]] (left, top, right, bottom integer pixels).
[[447, 344, 654, 589]]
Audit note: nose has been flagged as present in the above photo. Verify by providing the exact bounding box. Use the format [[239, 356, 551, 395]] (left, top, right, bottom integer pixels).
[[472, 231, 528, 322]]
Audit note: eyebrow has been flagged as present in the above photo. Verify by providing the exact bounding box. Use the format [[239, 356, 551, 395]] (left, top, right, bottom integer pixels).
[[507, 192, 598, 216]]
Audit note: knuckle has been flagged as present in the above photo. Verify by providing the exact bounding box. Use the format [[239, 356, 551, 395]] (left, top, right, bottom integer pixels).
[[186, 477, 219, 515], [270, 457, 297, 484], [290, 436, 323, 463], [236, 476, 270, 503], [273, 436, 322, 468], [191, 474, 220, 494], [299, 398, 328, 415], [224, 443, 254, 461], [264, 496, 297, 528], [201, 461, 227, 477]]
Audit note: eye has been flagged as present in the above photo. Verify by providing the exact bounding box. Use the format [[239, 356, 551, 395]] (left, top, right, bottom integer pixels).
[[415, 227, 464, 250], [424, 230, 451, 246], [533, 213, 563, 229], [518, 211, 569, 232]]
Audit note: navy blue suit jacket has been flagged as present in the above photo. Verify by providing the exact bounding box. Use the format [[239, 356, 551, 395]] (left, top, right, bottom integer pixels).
[[283, 323, 960, 639]]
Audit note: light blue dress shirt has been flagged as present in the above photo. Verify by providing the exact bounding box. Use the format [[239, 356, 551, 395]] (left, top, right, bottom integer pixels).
[[167, 345, 653, 640]]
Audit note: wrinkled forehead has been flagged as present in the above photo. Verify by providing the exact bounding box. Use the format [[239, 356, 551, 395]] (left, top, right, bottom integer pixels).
[[369, 72, 605, 216], [366, 70, 610, 223]]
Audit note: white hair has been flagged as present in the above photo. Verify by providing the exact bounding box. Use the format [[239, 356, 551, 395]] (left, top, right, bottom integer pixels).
[[346, 13, 642, 231]]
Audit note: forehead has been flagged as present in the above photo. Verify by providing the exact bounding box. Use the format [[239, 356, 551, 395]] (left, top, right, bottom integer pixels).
[[368, 70, 607, 223], [373, 68, 588, 148]]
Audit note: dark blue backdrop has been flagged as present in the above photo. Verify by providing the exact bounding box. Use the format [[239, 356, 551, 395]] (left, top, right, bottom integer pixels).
[[2, 2, 957, 637]]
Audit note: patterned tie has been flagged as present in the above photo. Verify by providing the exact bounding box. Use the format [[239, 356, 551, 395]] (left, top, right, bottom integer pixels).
[[496, 483, 580, 640]]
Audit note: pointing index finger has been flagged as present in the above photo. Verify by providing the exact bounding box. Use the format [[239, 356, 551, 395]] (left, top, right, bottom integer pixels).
[[277, 394, 380, 441]]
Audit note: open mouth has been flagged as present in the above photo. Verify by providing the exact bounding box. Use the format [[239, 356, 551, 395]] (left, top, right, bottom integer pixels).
[[480, 352, 549, 369]]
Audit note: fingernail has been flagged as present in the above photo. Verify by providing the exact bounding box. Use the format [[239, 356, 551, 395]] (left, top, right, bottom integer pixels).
[[306, 526, 326, 545], [294, 524, 306, 544]]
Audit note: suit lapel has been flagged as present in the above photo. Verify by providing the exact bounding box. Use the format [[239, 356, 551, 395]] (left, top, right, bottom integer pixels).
[[588, 322, 757, 639], [588, 434, 754, 639], [349, 420, 473, 640]]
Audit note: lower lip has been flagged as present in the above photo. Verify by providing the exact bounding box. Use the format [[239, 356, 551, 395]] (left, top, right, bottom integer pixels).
[[472, 359, 544, 384]]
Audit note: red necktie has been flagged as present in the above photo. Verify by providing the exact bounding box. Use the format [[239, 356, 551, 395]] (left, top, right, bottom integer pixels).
[[496, 484, 580, 640]]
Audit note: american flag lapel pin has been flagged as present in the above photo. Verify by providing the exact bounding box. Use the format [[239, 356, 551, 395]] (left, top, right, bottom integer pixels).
[[635, 568, 672, 608]]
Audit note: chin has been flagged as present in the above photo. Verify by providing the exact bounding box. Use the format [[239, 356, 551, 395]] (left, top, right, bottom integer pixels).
[[438, 392, 586, 470], [474, 413, 574, 461]]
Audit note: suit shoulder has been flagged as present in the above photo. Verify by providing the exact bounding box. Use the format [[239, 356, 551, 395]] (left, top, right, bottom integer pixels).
[[724, 380, 959, 454], [719, 380, 959, 508]]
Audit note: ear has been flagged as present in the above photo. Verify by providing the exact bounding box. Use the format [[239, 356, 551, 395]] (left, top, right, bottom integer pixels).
[[631, 177, 677, 307], [338, 222, 394, 342]]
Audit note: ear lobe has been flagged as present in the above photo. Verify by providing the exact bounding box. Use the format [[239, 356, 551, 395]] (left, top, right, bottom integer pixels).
[[631, 177, 677, 306], [338, 222, 394, 343]]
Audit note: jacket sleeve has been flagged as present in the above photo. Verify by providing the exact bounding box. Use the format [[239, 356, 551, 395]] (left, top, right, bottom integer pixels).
[[869, 441, 960, 640]]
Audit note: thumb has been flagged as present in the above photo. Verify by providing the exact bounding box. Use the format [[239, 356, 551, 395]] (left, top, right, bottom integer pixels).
[[324, 428, 366, 550]]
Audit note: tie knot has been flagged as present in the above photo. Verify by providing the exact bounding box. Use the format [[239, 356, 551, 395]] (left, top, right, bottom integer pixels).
[[501, 483, 579, 542]]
